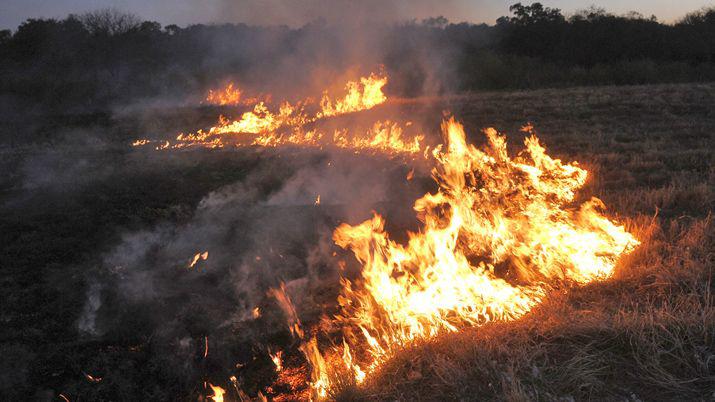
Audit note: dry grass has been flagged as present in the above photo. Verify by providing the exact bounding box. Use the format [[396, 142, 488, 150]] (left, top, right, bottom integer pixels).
[[339, 215, 713, 401], [334, 83, 715, 401]]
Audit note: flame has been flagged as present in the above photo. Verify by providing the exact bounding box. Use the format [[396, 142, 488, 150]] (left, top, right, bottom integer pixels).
[[207, 383, 225, 402], [269, 284, 305, 339], [132, 73, 424, 155], [291, 118, 639, 396], [137, 71, 640, 399], [83, 372, 102, 383], [189, 251, 209, 268], [205, 82, 270, 106], [252, 121, 423, 155], [317, 73, 387, 118], [270, 349, 284, 372], [206, 82, 243, 106]]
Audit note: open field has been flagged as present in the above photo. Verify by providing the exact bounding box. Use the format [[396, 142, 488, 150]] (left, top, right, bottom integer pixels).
[[1, 82, 713, 400]]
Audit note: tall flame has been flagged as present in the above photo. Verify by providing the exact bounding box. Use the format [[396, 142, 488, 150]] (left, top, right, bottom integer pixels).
[[207, 383, 225, 402], [317, 73, 388, 118], [294, 118, 639, 395]]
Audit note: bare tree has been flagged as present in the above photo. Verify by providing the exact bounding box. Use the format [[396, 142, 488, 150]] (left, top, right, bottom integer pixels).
[[79, 8, 141, 35]]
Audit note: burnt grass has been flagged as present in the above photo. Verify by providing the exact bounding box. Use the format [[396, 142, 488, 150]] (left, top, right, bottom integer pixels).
[[1, 82, 714, 401]]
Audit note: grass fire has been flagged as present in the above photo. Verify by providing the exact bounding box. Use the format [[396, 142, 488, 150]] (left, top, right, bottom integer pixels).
[[1, 2, 714, 402]]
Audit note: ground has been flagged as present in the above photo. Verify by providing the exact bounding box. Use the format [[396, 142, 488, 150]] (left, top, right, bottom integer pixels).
[[1, 83, 713, 400]]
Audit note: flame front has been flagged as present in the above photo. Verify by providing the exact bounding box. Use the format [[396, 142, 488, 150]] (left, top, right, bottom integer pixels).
[[146, 73, 640, 399], [301, 118, 640, 393], [133, 73, 425, 156]]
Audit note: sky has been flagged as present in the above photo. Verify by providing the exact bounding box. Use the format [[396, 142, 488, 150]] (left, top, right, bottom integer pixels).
[[1, 0, 714, 30]]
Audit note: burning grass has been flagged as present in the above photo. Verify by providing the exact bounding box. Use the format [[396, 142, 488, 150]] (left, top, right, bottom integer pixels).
[[343, 214, 713, 401], [1, 82, 713, 401]]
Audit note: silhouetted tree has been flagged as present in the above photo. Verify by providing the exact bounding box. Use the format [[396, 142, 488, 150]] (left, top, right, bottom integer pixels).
[[79, 8, 141, 36], [506, 2, 564, 25], [1, 3, 715, 114]]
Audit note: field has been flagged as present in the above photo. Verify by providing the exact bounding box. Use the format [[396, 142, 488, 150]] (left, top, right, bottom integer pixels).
[[1, 82, 713, 400]]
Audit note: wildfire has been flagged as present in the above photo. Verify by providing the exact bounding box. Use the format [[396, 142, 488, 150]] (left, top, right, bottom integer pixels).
[[189, 251, 209, 268], [207, 383, 225, 402], [270, 118, 639, 399], [206, 82, 243, 106], [132, 73, 425, 156], [269, 349, 283, 372], [136, 68, 640, 399], [317, 73, 388, 118]]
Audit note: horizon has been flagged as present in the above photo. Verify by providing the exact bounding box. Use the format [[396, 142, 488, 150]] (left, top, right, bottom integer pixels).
[[2, 0, 714, 31]]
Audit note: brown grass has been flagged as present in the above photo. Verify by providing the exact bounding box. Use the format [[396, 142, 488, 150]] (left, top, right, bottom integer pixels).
[[334, 83, 715, 401]]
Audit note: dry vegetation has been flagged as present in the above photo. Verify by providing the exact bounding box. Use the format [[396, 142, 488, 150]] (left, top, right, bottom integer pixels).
[[337, 83, 715, 401], [1, 83, 713, 400]]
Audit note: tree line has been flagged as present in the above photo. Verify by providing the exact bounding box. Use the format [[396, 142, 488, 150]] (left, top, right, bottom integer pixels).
[[1, 4, 714, 113]]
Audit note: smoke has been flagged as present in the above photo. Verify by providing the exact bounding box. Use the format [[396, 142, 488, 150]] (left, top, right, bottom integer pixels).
[[79, 147, 425, 344], [78, 282, 103, 335], [185, 0, 472, 101], [216, 0, 467, 27]]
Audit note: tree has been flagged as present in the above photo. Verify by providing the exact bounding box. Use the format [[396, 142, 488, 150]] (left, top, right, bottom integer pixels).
[[79, 8, 141, 35], [0, 29, 11, 45], [507, 2, 564, 25], [164, 24, 181, 36]]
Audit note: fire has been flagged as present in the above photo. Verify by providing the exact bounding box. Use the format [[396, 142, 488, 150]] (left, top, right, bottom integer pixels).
[[83, 372, 102, 383], [136, 69, 640, 399], [189, 251, 208, 268], [206, 82, 243, 106], [133, 73, 424, 155], [269, 349, 283, 372], [205, 82, 269, 106], [317, 73, 387, 118], [207, 383, 225, 402], [275, 118, 639, 397], [250, 120, 423, 155]]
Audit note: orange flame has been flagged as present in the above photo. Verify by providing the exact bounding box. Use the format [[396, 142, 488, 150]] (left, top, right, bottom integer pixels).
[[269, 349, 283, 372], [207, 383, 225, 402], [206, 82, 243, 106], [293, 118, 639, 396], [133, 73, 424, 156], [83, 372, 102, 383], [189, 251, 209, 269], [317, 73, 387, 118]]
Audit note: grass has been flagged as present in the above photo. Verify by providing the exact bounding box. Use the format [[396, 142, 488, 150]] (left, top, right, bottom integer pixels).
[[1, 82, 713, 400]]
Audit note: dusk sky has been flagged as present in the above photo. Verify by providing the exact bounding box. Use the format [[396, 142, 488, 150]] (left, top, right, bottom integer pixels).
[[2, 0, 714, 30]]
